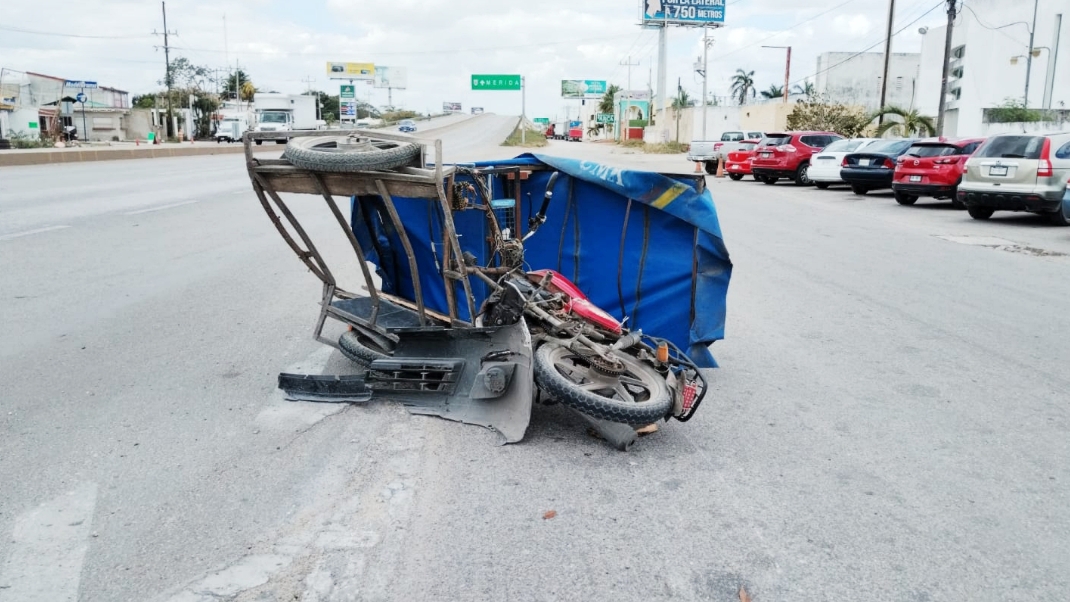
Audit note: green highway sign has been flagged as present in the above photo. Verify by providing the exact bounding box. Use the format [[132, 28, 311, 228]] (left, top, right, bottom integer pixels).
[[533, 117, 550, 124], [596, 113, 615, 124], [471, 74, 522, 91]]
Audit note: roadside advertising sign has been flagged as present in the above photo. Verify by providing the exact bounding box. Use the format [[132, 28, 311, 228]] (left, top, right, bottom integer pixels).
[[641, 0, 725, 26], [561, 80, 607, 99], [64, 80, 98, 89], [374, 66, 408, 89], [471, 75, 522, 91], [327, 62, 375, 80], [340, 84, 357, 119], [596, 113, 615, 124]]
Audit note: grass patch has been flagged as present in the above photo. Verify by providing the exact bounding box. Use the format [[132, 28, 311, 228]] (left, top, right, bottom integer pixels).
[[616, 140, 687, 154], [501, 125, 548, 147]]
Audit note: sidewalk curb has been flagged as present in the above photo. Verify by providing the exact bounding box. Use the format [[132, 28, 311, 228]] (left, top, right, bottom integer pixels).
[[0, 144, 251, 167]]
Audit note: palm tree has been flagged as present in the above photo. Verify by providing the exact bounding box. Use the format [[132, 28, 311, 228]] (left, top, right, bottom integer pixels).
[[598, 84, 621, 115], [792, 80, 816, 97], [730, 69, 756, 105], [870, 105, 936, 137], [760, 84, 784, 99], [671, 87, 692, 143]]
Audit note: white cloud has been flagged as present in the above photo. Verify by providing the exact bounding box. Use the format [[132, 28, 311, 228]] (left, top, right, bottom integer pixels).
[[0, 0, 951, 118]]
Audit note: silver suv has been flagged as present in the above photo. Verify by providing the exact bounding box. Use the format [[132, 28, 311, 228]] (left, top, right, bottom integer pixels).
[[958, 132, 1070, 225]]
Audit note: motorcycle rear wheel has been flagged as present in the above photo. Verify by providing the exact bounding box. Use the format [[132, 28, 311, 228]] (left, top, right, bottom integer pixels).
[[534, 341, 672, 425]]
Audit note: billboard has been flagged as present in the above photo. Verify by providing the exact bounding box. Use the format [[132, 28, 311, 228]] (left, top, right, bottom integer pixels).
[[374, 66, 408, 89], [326, 62, 375, 80], [340, 84, 357, 119], [561, 80, 607, 99], [443, 102, 462, 113], [641, 0, 725, 26]]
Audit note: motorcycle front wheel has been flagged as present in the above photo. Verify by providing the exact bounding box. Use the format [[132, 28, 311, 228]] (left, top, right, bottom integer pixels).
[[533, 341, 672, 425]]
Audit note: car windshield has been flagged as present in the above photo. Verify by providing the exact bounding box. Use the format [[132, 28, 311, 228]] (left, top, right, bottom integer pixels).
[[824, 139, 865, 153], [721, 132, 744, 141], [974, 136, 1045, 159], [738, 142, 757, 150], [400, 120, 415, 126], [260, 112, 288, 123], [904, 144, 960, 157], [760, 135, 791, 146], [747, 132, 763, 139], [865, 139, 913, 154]]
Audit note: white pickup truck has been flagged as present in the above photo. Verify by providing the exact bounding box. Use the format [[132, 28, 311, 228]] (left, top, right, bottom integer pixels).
[[688, 130, 765, 173]]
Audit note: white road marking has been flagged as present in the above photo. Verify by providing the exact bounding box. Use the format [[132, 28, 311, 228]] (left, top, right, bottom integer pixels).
[[124, 200, 199, 215], [0, 482, 98, 602], [0, 225, 71, 242]]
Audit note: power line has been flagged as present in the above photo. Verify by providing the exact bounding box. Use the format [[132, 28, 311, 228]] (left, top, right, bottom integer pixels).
[[789, 0, 944, 87], [959, 3, 1030, 46], [0, 24, 151, 39], [710, 0, 863, 63]]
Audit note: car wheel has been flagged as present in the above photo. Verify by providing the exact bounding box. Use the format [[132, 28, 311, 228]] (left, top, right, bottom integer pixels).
[[951, 190, 965, 209], [705, 161, 717, 175], [793, 162, 810, 186], [1048, 198, 1070, 226], [894, 191, 918, 205], [761, 177, 778, 185], [728, 173, 743, 181], [255, 140, 263, 146], [967, 206, 994, 220], [815, 182, 830, 190], [850, 184, 868, 195]]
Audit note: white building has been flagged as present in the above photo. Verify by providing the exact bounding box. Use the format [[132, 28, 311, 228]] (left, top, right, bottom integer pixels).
[[916, 0, 1068, 137], [814, 52, 922, 111]]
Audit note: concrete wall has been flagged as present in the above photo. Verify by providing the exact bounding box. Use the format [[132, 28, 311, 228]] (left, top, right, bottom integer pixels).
[[690, 106, 742, 141], [5, 108, 41, 138], [981, 120, 1070, 136], [739, 102, 796, 133], [815, 52, 920, 111], [124, 109, 156, 141]]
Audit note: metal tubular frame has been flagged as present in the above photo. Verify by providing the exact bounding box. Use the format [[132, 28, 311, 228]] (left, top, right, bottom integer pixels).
[[243, 129, 477, 345]]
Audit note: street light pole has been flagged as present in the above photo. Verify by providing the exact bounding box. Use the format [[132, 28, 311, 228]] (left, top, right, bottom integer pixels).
[[1024, 0, 1039, 106], [878, 0, 896, 124], [762, 45, 792, 103], [702, 29, 713, 138], [936, 0, 958, 136]]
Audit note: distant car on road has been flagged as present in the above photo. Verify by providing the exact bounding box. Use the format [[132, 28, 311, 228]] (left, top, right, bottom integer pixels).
[[724, 140, 760, 180], [957, 133, 1070, 225], [890, 137, 985, 207], [398, 119, 417, 133], [840, 138, 918, 195], [808, 138, 881, 188], [751, 131, 843, 185]]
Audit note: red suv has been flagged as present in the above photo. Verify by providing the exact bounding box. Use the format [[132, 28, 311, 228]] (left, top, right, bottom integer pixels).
[[751, 132, 843, 186], [891, 137, 985, 207]]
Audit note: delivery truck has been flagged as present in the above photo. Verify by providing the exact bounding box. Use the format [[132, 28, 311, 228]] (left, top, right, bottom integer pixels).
[[252, 93, 319, 144]]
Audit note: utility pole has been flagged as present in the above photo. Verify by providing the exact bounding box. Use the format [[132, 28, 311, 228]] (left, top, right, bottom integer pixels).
[[878, 0, 896, 124], [303, 76, 318, 119], [657, 25, 667, 129], [155, 1, 177, 138], [521, 76, 526, 144], [1024, 0, 1039, 107], [620, 55, 640, 138], [936, 0, 958, 136], [701, 30, 712, 139]]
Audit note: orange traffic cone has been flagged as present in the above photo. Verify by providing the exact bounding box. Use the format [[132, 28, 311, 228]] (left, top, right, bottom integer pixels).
[[694, 161, 703, 174], [715, 156, 726, 178]]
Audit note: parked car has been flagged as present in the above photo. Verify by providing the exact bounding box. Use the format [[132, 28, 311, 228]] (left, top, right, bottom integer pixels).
[[724, 140, 760, 180], [840, 138, 918, 195], [890, 137, 985, 206], [957, 133, 1070, 225], [751, 132, 844, 185], [688, 130, 765, 173], [808, 138, 881, 188], [397, 119, 417, 133]]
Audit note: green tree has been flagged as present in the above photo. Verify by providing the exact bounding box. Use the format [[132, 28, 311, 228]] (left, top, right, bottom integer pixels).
[[303, 90, 339, 122], [870, 105, 936, 137], [730, 69, 756, 105], [598, 84, 622, 115], [786, 94, 872, 137], [791, 80, 816, 97], [760, 84, 784, 99], [222, 69, 252, 100], [131, 94, 156, 109]]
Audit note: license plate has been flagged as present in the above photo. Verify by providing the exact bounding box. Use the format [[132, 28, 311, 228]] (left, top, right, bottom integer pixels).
[[859, 159, 870, 166], [730, 165, 739, 170], [989, 165, 1008, 176], [909, 175, 922, 182], [760, 152, 771, 158]]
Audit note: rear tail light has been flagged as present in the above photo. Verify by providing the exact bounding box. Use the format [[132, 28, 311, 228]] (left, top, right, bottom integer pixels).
[[883, 158, 896, 169], [841, 157, 849, 167], [934, 157, 959, 165], [713, 143, 723, 151], [1038, 138, 1052, 176], [896, 156, 905, 165], [778, 144, 797, 153]]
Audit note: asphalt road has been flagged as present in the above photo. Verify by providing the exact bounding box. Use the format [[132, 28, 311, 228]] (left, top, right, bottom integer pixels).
[[2, 127, 1068, 601]]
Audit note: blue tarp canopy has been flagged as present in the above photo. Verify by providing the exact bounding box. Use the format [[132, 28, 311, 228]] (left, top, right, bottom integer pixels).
[[350, 154, 732, 367]]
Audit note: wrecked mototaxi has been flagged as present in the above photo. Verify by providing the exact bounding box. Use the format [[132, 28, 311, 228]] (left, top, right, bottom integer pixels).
[[244, 130, 732, 449]]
